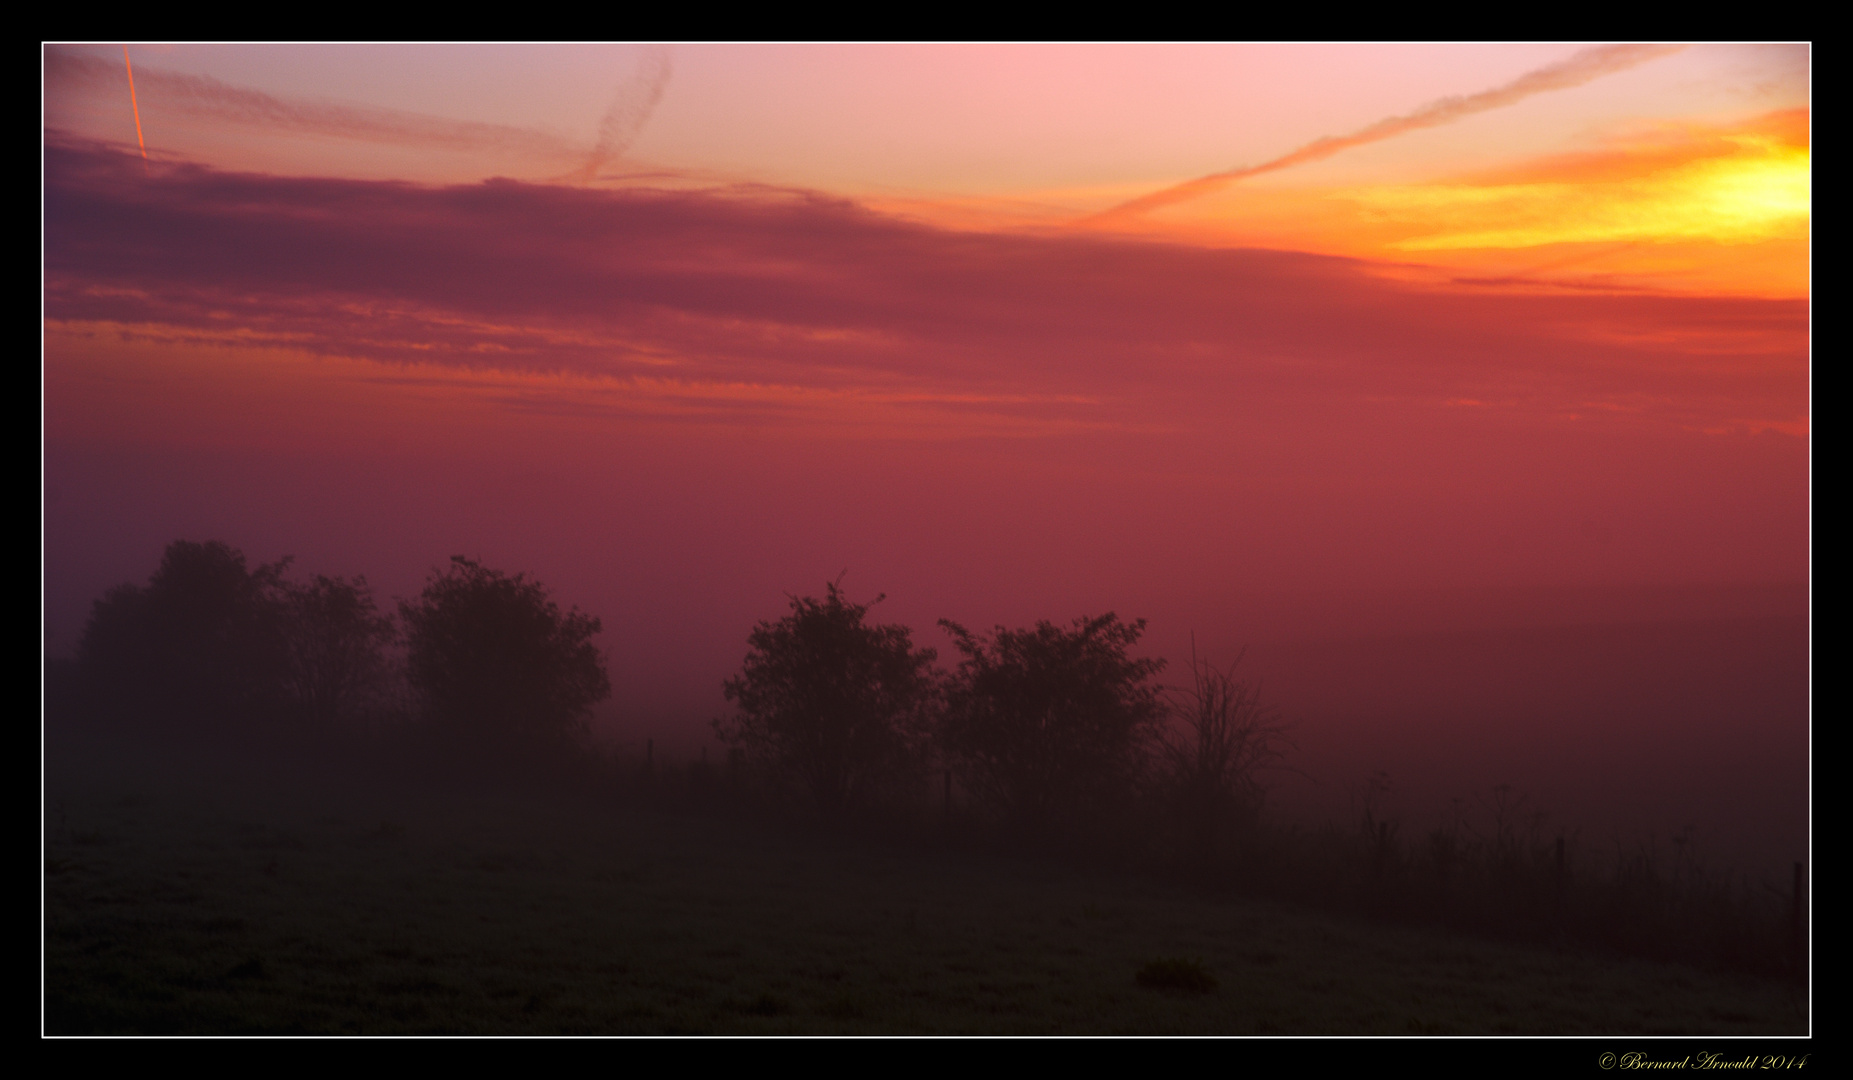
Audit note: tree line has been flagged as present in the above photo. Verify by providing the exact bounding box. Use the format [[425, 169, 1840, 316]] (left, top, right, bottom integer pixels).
[[719, 581, 1291, 836], [63, 541, 1292, 833], [69, 541, 607, 747], [60, 542, 1800, 981]]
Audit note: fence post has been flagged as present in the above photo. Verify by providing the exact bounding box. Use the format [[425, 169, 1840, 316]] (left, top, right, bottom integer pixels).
[[1792, 860, 1806, 971]]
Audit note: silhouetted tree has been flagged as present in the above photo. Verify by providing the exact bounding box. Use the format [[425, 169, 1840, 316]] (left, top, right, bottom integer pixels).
[[399, 557, 609, 743], [938, 613, 1165, 828], [1159, 643, 1294, 853], [717, 582, 939, 813], [280, 574, 399, 727], [76, 540, 292, 728]]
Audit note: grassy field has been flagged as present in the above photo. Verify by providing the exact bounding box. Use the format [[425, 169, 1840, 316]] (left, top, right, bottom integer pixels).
[[43, 742, 1808, 1036]]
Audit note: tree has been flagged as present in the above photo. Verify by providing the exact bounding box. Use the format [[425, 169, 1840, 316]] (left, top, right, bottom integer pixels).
[[716, 582, 939, 813], [399, 557, 609, 743], [938, 613, 1165, 828], [1159, 643, 1294, 853], [76, 540, 292, 728], [280, 574, 398, 727]]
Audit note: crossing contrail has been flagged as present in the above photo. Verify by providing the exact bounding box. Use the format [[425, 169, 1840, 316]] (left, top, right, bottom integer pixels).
[[51, 48, 582, 160], [567, 45, 673, 183]]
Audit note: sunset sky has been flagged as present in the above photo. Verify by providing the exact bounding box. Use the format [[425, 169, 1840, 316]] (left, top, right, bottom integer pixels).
[[42, 44, 1809, 853]]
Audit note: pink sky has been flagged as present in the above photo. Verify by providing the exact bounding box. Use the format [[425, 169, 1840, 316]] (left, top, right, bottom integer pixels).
[[42, 44, 1809, 868]]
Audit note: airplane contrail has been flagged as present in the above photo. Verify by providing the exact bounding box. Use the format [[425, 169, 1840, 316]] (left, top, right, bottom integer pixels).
[[1083, 44, 1686, 226], [122, 45, 147, 160], [567, 45, 673, 183], [49, 49, 582, 160]]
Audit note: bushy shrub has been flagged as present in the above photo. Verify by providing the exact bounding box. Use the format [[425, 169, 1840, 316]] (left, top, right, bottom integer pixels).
[[400, 557, 609, 744], [938, 613, 1164, 828], [280, 574, 399, 727], [77, 540, 292, 729], [717, 582, 939, 813]]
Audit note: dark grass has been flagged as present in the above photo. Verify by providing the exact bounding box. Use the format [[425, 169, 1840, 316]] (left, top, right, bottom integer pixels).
[[1135, 958, 1218, 995], [43, 729, 1807, 1035], [1147, 802, 1806, 984]]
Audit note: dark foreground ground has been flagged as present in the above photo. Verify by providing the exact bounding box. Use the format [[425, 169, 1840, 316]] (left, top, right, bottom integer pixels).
[[44, 736, 1809, 1036]]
